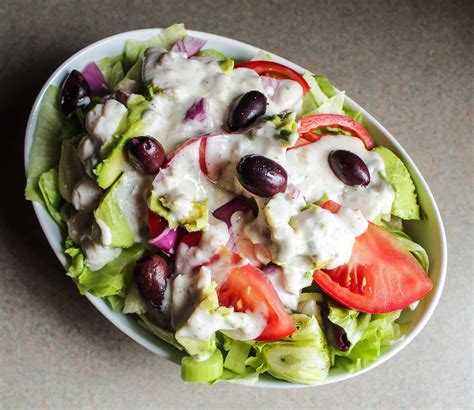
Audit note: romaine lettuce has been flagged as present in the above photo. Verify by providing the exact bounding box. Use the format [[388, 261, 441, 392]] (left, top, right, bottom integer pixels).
[[64, 241, 144, 297], [38, 168, 64, 227]]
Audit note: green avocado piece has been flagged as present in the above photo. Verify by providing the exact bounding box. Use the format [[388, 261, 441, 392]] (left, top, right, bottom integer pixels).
[[374, 146, 420, 220], [94, 174, 135, 248], [94, 95, 149, 189]]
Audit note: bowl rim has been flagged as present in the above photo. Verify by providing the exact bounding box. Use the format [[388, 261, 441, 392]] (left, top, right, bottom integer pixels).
[[24, 27, 447, 388]]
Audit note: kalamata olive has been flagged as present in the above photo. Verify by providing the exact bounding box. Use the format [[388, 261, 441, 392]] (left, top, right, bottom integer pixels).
[[236, 154, 288, 197], [321, 306, 351, 352], [127, 136, 165, 174], [60, 70, 91, 115], [328, 150, 370, 186], [227, 90, 267, 131], [135, 254, 170, 308], [104, 90, 129, 106]]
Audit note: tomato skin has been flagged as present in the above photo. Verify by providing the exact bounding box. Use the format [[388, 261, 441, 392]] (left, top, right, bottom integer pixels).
[[313, 222, 433, 314], [235, 61, 310, 94], [205, 249, 295, 341], [298, 114, 375, 150]]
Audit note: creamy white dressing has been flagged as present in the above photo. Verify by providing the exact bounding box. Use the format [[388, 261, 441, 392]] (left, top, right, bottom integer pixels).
[[95, 217, 113, 247], [85, 99, 127, 145], [173, 266, 266, 341], [287, 135, 395, 221], [71, 176, 102, 212], [141, 50, 303, 152], [82, 237, 121, 271]]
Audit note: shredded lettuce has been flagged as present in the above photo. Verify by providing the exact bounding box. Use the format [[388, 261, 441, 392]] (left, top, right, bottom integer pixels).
[[123, 283, 148, 314], [139, 314, 184, 351], [374, 146, 421, 220], [38, 168, 64, 226], [326, 303, 402, 372], [96, 55, 126, 90], [25, 86, 79, 203], [64, 241, 144, 297], [247, 314, 330, 384], [58, 137, 83, 203], [198, 49, 228, 61]]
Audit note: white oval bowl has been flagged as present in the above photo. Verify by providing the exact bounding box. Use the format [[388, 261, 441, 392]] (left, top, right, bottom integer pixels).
[[24, 28, 447, 388]]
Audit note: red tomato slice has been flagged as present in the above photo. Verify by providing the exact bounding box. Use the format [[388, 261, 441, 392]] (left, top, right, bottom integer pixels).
[[206, 249, 296, 341], [313, 221, 433, 314], [235, 61, 310, 94], [298, 114, 375, 150]]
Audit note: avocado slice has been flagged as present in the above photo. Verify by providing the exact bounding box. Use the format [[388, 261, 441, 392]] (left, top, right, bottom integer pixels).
[[94, 95, 149, 189], [94, 174, 135, 248], [374, 146, 420, 220]]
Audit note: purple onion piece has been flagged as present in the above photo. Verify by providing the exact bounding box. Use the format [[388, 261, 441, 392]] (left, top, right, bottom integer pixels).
[[149, 227, 179, 254], [213, 196, 255, 227], [261, 76, 280, 99], [82, 62, 109, 96], [321, 306, 351, 352], [185, 98, 208, 122], [171, 36, 207, 57]]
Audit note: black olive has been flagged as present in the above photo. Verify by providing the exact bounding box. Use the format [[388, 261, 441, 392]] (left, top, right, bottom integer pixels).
[[59, 70, 91, 115], [328, 150, 370, 186], [128, 136, 166, 174], [135, 254, 170, 309], [227, 90, 267, 131], [236, 154, 288, 197]]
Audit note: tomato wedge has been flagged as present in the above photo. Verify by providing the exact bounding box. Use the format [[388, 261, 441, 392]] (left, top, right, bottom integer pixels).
[[235, 60, 310, 94], [313, 202, 432, 313], [298, 114, 375, 150], [206, 249, 296, 341]]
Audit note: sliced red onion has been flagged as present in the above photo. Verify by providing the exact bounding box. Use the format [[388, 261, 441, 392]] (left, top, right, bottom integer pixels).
[[185, 98, 208, 122], [261, 76, 280, 99], [171, 36, 207, 57], [213, 197, 254, 227], [82, 62, 109, 96], [149, 227, 178, 254]]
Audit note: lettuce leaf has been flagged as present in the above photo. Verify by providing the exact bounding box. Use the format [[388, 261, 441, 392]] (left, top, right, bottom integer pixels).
[[139, 314, 184, 351], [247, 314, 330, 384], [314, 75, 363, 123], [327, 304, 402, 372], [96, 55, 125, 90], [38, 168, 64, 226], [64, 241, 144, 297], [58, 137, 83, 203]]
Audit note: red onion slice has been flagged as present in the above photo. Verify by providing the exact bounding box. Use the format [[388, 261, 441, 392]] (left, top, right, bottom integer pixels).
[[213, 197, 254, 227], [82, 62, 109, 96], [261, 76, 280, 99], [149, 227, 179, 254], [185, 98, 208, 122], [171, 36, 207, 57]]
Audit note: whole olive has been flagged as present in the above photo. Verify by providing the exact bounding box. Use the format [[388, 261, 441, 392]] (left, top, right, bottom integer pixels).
[[135, 254, 170, 308], [227, 90, 267, 131], [60, 70, 91, 115], [328, 150, 370, 186], [127, 136, 165, 174], [236, 154, 288, 197]]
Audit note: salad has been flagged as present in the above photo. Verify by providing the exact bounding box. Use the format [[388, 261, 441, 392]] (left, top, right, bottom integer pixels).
[[25, 24, 433, 385]]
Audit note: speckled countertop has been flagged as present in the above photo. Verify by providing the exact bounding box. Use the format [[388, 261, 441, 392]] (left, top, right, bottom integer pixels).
[[0, 0, 472, 408]]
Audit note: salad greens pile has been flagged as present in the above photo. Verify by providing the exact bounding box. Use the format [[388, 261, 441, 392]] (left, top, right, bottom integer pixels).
[[25, 24, 430, 385]]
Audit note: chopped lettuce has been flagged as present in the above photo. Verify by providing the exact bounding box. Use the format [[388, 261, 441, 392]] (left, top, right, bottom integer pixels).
[[148, 192, 209, 232], [38, 168, 64, 226], [301, 72, 329, 115], [124, 23, 187, 69], [106, 295, 125, 312], [58, 137, 83, 203], [64, 241, 144, 297], [247, 314, 330, 384], [326, 303, 402, 372], [123, 283, 148, 314], [374, 146, 421, 220], [25, 85, 79, 203], [314, 75, 363, 123], [198, 49, 228, 61], [268, 112, 298, 144], [96, 55, 126, 90], [139, 314, 184, 351], [115, 59, 143, 94], [219, 59, 235, 74]]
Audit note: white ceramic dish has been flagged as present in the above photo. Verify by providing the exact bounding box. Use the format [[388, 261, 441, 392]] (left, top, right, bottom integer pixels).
[[24, 28, 447, 388]]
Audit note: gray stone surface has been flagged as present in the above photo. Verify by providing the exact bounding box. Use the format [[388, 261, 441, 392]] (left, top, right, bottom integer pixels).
[[0, 0, 473, 408]]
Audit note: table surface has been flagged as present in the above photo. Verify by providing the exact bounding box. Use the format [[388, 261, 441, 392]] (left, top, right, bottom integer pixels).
[[1, 0, 472, 408]]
